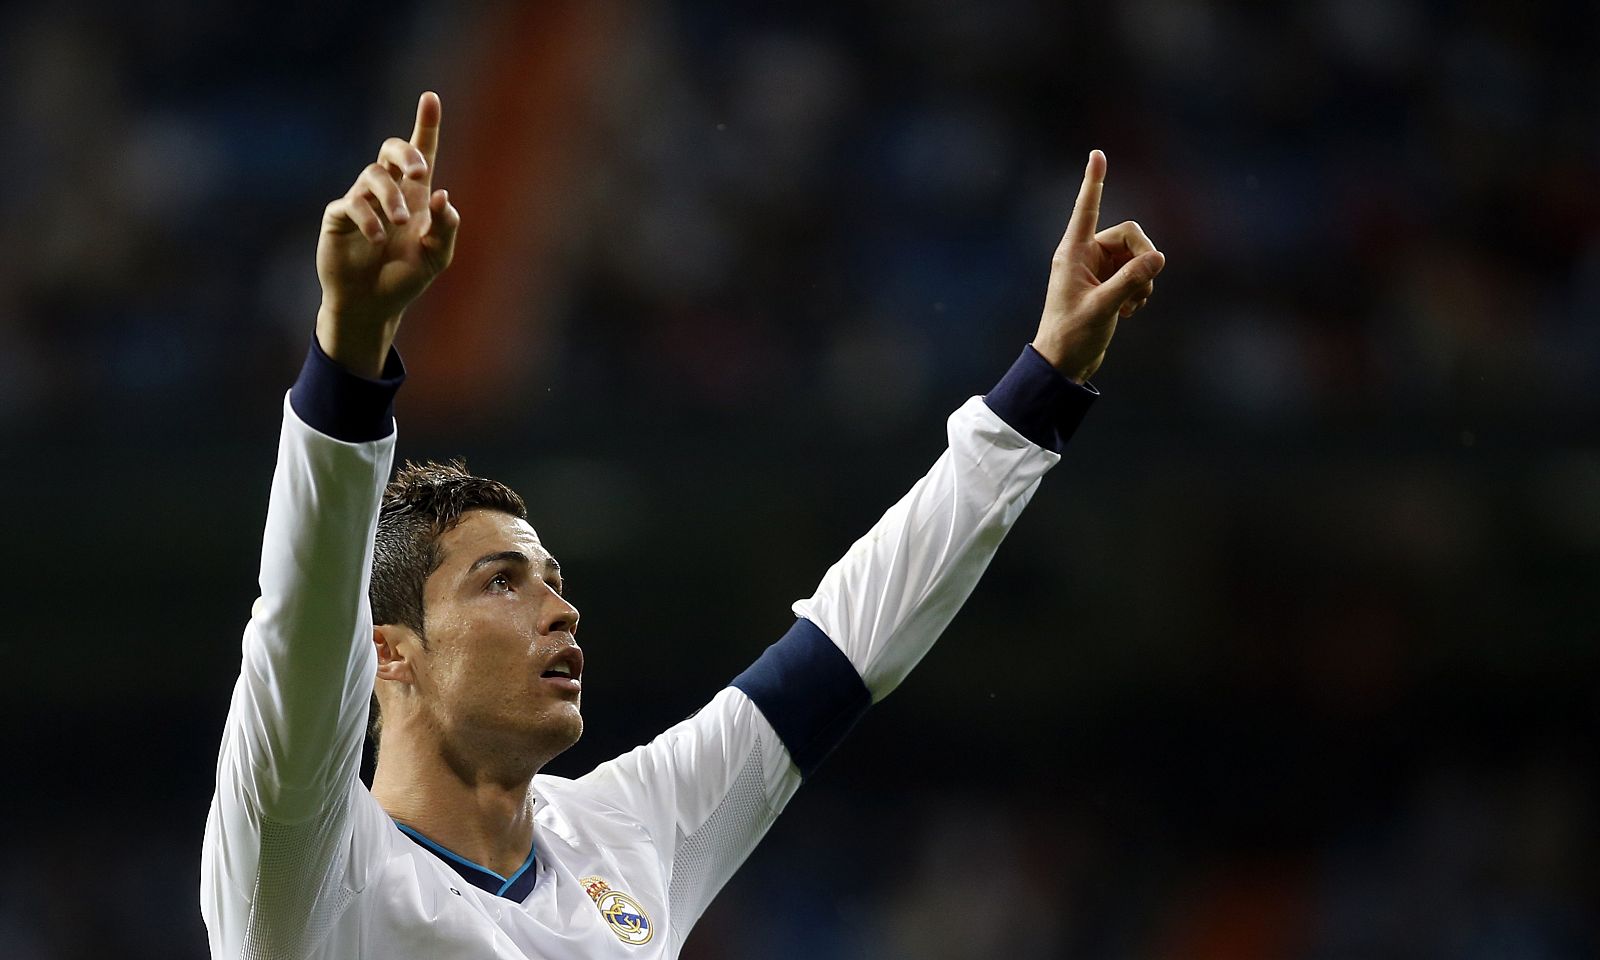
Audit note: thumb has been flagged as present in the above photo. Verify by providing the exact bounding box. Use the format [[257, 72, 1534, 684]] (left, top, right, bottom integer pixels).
[[1091, 249, 1165, 313], [421, 189, 460, 266]]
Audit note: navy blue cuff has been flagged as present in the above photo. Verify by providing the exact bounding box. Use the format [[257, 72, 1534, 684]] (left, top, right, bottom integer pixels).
[[288, 337, 406, 442], [981, 345, 1098, 453], [731, 619, 871, 779]]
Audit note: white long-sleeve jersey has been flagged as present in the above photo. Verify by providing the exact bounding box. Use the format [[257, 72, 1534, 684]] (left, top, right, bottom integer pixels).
[[201, 343, 1093, 959]]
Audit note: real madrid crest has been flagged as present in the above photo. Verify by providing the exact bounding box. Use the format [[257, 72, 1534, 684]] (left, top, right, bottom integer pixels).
[[579, 876, 653, 945]]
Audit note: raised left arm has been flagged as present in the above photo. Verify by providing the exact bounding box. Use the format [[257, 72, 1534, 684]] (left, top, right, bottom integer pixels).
[[575, 150, 1165, 948], [735, 148, 1165, 761]]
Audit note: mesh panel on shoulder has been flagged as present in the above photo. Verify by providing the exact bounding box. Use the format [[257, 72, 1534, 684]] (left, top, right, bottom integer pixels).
[[667, 735, 777, 935], [242, 793, 358, 960]]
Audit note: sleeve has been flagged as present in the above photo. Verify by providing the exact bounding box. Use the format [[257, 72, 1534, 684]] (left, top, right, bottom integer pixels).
[[578, 345, 1095, 945], [199, 339, 403, 960], [774, 343, 1095, 704]]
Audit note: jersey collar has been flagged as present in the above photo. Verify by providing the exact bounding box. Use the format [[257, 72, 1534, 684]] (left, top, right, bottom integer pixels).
[[394, 821, 539, 902]]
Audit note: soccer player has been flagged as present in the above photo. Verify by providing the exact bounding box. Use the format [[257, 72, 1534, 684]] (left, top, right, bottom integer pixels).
[[201, 91, 1163, 959]]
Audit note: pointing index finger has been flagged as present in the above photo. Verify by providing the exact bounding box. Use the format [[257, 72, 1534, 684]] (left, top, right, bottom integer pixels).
[[1065, 149, 1107, 244], [411, 91, 442, 170]]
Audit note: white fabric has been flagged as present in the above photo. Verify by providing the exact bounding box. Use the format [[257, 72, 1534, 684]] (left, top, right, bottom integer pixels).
[[794, 396, 1059, 700], [201, 392, 1057, 959]]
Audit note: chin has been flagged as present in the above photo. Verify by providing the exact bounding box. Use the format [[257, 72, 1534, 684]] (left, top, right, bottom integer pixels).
[[554, 710, 583, 748], [535, 704, 583, 756]]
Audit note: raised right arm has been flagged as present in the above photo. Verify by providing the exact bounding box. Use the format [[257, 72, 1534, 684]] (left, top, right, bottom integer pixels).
[[201, 92, 460, 959]]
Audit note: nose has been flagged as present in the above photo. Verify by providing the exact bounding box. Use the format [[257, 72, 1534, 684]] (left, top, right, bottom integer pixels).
[[542, 588, 580, 636]]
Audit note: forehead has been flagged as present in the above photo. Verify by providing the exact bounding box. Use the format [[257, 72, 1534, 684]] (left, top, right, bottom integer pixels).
[[436, 509, 551, 568]]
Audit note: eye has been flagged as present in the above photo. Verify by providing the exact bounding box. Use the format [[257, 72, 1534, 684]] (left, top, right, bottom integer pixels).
[[488, 571, 514, 593]]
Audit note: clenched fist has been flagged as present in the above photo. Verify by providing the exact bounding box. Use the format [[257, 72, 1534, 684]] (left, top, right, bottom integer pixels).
[[1032, 150, 1165, 384], [315, 91, 461, 378]]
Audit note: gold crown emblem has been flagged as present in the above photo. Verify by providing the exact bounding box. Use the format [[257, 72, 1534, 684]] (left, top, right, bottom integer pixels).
[[578, 876, 653, 945]]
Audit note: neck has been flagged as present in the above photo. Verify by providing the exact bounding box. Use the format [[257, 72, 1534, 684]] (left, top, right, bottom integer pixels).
[[371, 722, 542, 879]]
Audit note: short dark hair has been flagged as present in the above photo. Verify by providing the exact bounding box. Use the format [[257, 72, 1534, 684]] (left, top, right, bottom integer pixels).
[[368, 459, 528, 742]]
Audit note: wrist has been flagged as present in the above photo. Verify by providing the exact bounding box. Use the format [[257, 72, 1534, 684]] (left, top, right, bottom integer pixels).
[[983, 344, 1098, 453], [1029, 336, 1090, 384], [316, 303, 403, 380]]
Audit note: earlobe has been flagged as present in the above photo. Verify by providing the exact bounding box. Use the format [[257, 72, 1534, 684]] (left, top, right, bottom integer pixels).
[[373, 625, 417, 684]]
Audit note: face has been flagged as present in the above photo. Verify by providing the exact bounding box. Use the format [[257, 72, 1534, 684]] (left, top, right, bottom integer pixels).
[[403, 509, 584, 769]]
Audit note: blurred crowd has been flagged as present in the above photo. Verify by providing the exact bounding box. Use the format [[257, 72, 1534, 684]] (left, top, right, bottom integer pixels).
[[2, 0, 1596, 957]]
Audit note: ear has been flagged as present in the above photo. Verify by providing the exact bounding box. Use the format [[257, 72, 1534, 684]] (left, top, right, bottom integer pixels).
[[374, 624, 420, 685]]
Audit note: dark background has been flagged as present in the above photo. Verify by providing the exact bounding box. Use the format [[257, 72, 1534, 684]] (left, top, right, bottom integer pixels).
[[3, 1, 1598, 956]]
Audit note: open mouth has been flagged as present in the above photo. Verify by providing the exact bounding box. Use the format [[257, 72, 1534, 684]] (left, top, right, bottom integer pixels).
[[540, 645, 584, 687]]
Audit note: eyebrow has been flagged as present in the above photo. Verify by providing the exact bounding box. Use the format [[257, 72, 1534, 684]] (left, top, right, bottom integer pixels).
[[466, 550, 561, 580]]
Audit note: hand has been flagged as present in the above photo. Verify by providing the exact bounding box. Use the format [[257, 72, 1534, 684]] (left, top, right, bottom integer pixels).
[[315, 91, 462, 378], [1031, 150, 1165, 383]]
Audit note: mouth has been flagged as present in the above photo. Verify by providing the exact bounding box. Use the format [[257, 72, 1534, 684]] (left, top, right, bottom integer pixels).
[[539, 644, 584, 694]]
